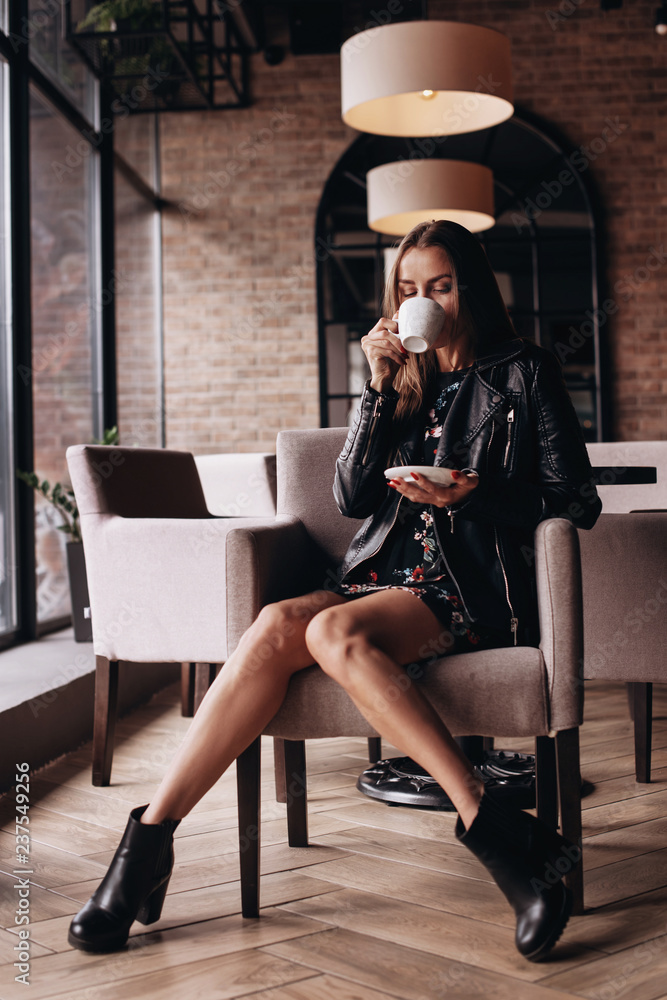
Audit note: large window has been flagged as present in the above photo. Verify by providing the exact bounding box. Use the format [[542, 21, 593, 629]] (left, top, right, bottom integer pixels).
[[28, 0, 95, 120], [30, 86, 99, 625], [0, 5, 163, 647], [0, 54, 16, 635], [115, 166, 163, 447]]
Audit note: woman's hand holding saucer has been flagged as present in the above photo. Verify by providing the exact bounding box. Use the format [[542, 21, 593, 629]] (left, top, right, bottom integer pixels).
[[362, 314, 408, 394], [388, 469, 479, 509]]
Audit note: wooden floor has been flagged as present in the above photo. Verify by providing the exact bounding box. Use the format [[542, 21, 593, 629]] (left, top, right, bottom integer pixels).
[[2, 680, 667, 1000]]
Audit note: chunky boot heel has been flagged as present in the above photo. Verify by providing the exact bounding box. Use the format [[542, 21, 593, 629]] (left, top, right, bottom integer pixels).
[[456, 794, 577, 962], [136, 876, 170, 925], [68, 805, 181, 953]]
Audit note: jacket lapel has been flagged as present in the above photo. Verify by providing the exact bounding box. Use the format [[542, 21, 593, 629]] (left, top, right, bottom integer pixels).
[[436, 338, 526, 467]]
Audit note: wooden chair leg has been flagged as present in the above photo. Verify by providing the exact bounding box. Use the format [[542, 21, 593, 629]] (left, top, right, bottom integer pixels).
[[555, 727, 584, 915], [456, 735, 485, 764], [273, 738, 287, 803], [535, 735, 558, 831], [92, 656, 119, 787], [236, 737, 261, 918], [284, 739, 308, 847], [193, 663, 218, 714], [181, 663, 196, 717], [630, 682, 653, 783], [367, 737, 382, 763]]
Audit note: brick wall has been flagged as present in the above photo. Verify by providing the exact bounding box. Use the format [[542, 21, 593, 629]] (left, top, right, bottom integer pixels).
[[115, 171, 162, 448], [160, 0, 667, 451]]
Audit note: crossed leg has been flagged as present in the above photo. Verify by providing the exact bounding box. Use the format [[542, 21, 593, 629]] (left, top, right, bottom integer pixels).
[[305, 589, 483, 826], [142, 587, 482, 829]]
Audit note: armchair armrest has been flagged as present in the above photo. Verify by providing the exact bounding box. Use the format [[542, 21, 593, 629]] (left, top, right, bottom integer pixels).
[[79, 513, 276, 663], [534, 517, 584, 733], [225, 516, 328, 651]]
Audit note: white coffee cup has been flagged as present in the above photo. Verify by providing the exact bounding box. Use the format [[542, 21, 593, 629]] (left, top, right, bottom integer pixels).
[[397, 297, 446, 353]]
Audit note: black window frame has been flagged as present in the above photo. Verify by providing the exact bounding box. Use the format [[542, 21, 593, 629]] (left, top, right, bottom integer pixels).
[[0, 1, 164, 651]]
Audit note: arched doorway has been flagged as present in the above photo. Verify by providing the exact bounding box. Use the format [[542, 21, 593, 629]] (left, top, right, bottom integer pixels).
[[315, 111, 605, 441]]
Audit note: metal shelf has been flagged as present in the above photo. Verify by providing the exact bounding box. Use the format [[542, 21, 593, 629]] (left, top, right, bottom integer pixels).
[[64, 1, 250, 112]]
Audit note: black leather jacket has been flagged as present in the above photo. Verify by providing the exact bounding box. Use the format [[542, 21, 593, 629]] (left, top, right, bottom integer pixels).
[[333, 338, 602, 647]]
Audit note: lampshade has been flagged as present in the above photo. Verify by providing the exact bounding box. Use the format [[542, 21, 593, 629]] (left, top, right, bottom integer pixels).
[[341, 21, 513, 137], [367, 159, 495, 235]]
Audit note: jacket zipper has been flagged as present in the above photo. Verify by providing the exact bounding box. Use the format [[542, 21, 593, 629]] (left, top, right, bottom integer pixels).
[[431, 512, 474, 622], [346, 495, 404, 576], [495, 526, 518, 645], [361, 395, 384, 466], [447, 400, 498, 538], [503, 408, 514, 467], [445, 412, 495, 545]]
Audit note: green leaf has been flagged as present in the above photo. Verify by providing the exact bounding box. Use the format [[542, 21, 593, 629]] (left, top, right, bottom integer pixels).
[[17, 470, 38, 488]]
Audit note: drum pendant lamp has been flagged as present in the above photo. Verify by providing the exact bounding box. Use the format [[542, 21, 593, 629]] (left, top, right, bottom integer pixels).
[[341, 20, 513, 137], [367, 159, 495, 235]]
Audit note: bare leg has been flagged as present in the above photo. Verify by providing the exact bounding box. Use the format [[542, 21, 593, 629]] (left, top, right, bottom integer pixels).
[[141, 590, 347, 824], [305, 589, 483, 829]]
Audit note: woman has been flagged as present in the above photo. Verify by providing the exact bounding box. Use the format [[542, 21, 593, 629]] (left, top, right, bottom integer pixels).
[[68, 221, 601, 962]]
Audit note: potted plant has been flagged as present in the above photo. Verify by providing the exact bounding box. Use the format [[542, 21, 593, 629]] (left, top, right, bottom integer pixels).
[[75, 0, 164, 76], [75, 0, 162, 34], [75, 0, 208, 106], [18, 427, 119, 642]]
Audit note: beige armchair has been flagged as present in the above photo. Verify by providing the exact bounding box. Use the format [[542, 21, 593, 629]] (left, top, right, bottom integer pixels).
[[180, 452, 276, 713], [584, 442, 667, 781], [66, 445, 277, 786], [225, 427, 587, 918]]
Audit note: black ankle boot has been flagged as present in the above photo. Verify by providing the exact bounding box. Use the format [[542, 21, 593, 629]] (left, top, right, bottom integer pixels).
[[456, 794, 579, 961], [68, 805, 181, 953]]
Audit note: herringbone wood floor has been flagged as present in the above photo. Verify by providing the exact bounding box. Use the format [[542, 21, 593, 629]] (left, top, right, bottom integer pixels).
[[2, 680, 667, 1000]]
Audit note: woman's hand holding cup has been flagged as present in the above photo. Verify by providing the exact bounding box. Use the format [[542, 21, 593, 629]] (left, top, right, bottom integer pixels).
[[361, 313, 408, 394], [362, 298, 447, 395]]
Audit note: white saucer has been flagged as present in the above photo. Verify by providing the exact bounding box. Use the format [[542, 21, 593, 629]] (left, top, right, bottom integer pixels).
[[384, 465, 456, 486]]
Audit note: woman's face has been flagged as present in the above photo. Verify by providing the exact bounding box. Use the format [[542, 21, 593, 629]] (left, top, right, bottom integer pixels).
[[397, 246, 458, 350]]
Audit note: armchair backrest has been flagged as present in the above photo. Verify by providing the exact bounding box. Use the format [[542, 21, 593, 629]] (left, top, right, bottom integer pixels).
[[535, 517, 584, 731], [578, 512, 667, 682], [194, 453, 276, 517], [276, 427, 363, 565], [66, 445, 210, 518], [586, 441, 667, 512]]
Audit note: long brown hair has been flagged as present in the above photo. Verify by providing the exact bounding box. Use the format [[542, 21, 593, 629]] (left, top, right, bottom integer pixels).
[[384, 220, 517, 428]]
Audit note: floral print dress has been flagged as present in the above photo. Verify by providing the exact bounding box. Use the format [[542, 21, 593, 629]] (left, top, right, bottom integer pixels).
[[337, 369, 509, 653]]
